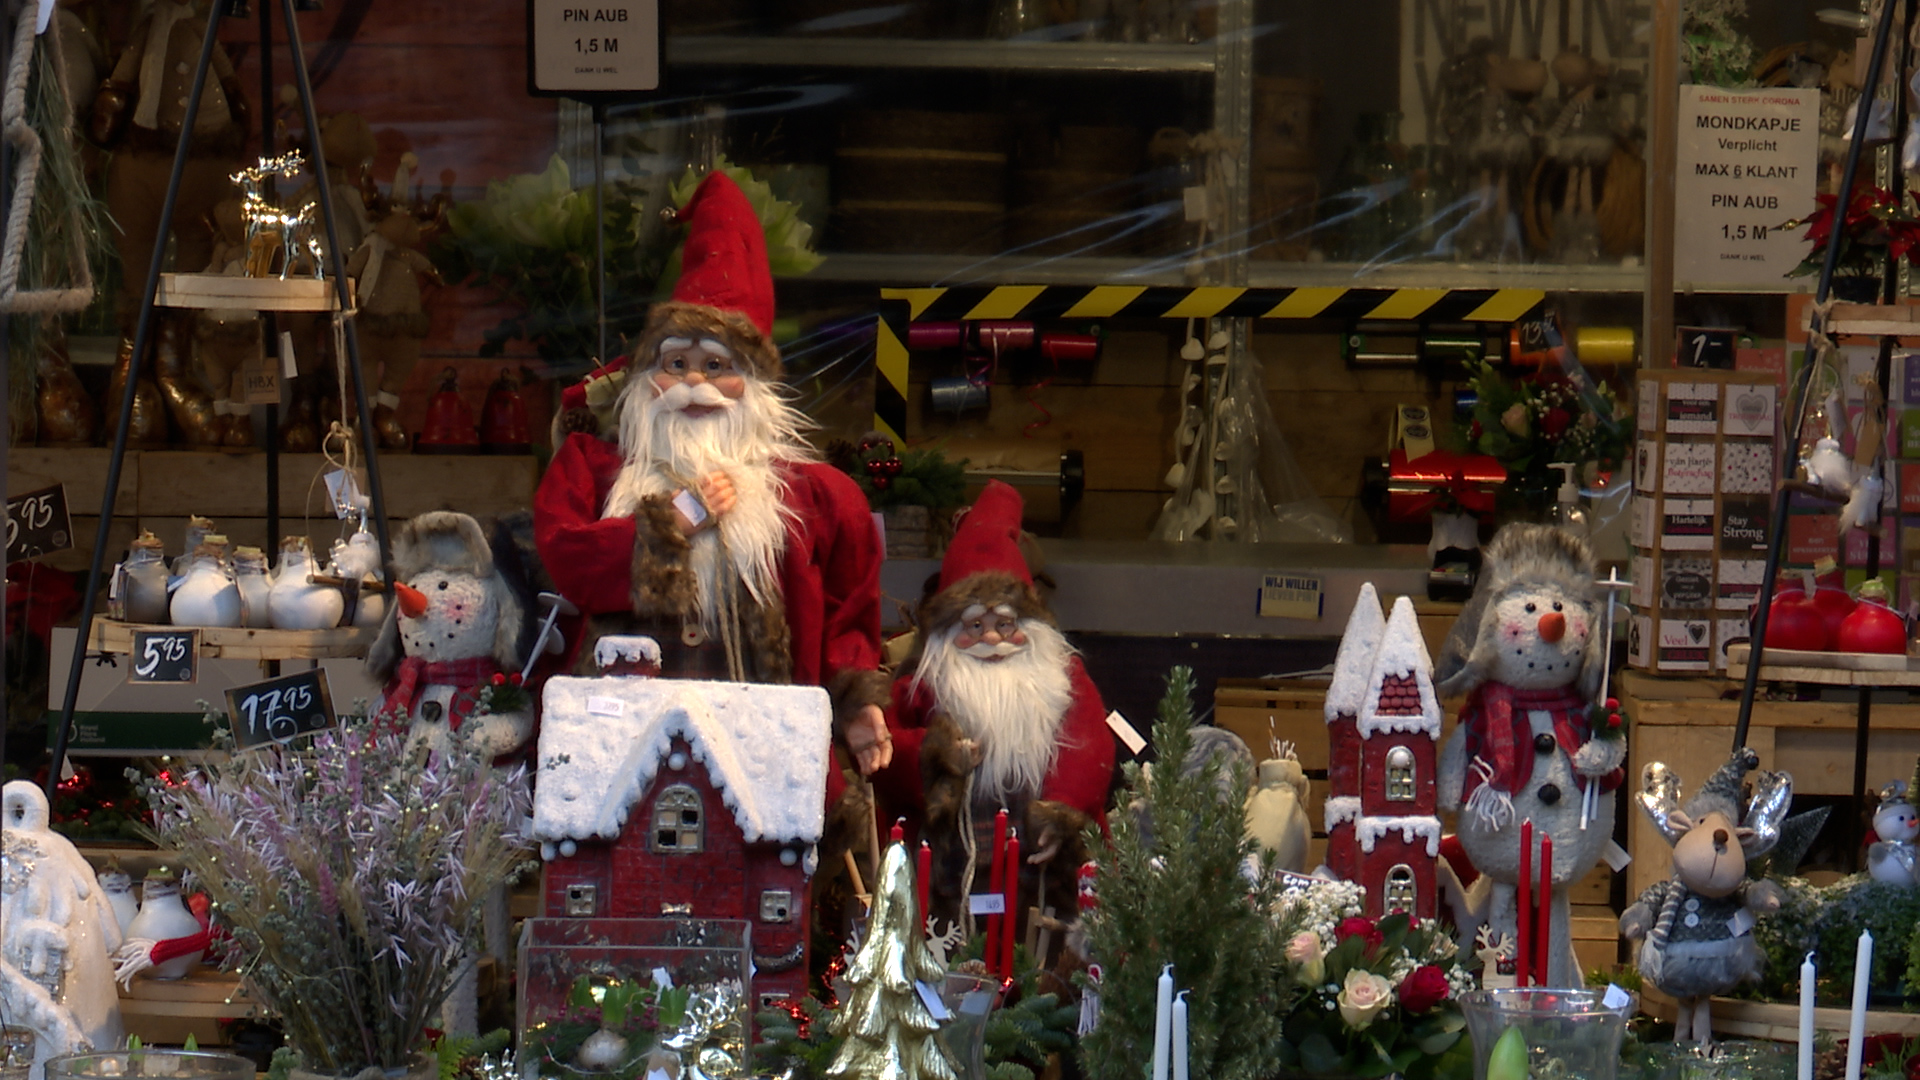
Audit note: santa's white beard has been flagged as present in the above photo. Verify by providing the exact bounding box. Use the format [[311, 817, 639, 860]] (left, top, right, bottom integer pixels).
[[602, 375, 814, 626], [914, 620, 1076, 800]]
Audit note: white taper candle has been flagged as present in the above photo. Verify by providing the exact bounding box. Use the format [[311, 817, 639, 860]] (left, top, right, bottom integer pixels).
[[1847, 931, 1873, 1080], [1800, 951, 1815, 1080], [1153, 964, 1173, 1080]]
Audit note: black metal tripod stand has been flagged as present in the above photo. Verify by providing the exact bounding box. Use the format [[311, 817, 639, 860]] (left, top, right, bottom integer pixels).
[[44, 0, 394, 794]]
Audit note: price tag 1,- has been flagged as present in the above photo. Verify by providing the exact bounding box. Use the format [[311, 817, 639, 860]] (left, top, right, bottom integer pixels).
[[129, 628, 198, 684], [225, 669, 336, 749], [6, 483, 72, 562]]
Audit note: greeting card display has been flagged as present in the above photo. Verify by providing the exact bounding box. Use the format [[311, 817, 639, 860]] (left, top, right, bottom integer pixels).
[[1629, 369, 1781, 673]]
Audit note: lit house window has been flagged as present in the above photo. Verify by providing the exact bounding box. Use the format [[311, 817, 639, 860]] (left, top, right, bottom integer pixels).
[[1385, 865, 1416, 913], [652, 785, 703, 853], [1385, 746, 1416, 802]]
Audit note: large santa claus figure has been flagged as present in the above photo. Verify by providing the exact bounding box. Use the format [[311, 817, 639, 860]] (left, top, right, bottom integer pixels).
[[532, 171, 892, 779], [873, 481, 1115, 952]]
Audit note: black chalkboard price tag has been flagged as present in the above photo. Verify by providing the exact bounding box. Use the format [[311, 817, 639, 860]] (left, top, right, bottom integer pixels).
[[225, 669, 335, 748], [6, 484, 72, 562], [129, 628, 198, 684]]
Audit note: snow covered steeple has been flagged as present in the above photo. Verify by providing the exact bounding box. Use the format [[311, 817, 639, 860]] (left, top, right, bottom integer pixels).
[[1357, 596, 1442, 741], [1325, 583, 1385, 725], [1323, 584, 1384, 882]]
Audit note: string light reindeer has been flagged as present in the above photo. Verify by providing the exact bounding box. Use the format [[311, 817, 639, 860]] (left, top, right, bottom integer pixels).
[[229, 153, 316, 279]]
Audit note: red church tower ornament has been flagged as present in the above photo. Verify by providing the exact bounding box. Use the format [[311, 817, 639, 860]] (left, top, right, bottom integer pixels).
[[529, 635, 832, 1003], [1323, 589, 1442, 921]]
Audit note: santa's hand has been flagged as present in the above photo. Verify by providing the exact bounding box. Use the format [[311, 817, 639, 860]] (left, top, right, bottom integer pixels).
[[1028, 825, 1065, 866], [1572, 737, 1626, 777], [846, 704, 893, 775], [701, 472, 737, 518]]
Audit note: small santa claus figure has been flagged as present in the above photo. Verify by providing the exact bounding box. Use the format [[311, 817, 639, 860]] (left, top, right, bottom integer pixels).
[[873, 481, 1115, 953], [532, 171, 890, 780]]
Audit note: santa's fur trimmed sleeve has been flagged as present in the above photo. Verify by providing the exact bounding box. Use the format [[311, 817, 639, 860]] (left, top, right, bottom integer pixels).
[[629, 495, 696, 614], [828, 667, 892, 741]]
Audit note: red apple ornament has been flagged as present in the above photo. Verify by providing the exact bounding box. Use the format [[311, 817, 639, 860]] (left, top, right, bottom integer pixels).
[[1810, 587, 1857, 647], [1836, 580, 1908, 655]]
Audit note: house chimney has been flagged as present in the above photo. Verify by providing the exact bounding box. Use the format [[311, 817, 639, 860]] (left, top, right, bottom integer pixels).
[[594, 635, 663, 678]]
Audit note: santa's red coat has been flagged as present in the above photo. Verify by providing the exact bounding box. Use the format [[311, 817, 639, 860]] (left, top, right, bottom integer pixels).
[[871, 655, 1115, 837], [533, 433, 885, 800]]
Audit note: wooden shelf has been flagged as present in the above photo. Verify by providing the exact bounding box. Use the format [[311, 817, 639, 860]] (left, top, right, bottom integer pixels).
[[1724, 643, 1920, 686], [89, 617, 374, 660], [119, 970, 261, 1019], [667, 35, 1217, 74], [156, 273, 351, 312], [1640, 985, 1920, 1039]]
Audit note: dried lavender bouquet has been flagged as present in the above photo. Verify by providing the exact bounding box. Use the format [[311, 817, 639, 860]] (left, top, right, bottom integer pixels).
[[138, 720, 534, 1076]]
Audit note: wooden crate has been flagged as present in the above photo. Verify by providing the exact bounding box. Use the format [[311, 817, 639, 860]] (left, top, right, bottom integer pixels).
[[90, 617, 375, 660], [1570, 903, 1622, 974], [118, 970, 260, 1046], [1617, 668, 1920, 898]]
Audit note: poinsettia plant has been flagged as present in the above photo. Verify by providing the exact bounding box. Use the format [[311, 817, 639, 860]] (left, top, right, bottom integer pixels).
[[1272, 881, 1472, 1079], [1782, 186, 1920, 279]]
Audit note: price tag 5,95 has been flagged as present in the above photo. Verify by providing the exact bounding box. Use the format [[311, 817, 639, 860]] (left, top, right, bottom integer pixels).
[[129, 629, 198, 684], [6, 483, 72, 563], [225, 669, 336, 748]]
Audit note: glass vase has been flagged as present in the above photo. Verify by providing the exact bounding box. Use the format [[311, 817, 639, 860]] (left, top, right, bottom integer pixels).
[[44, 1051, 254, 1080], [1458, 988, 1634, 1080]]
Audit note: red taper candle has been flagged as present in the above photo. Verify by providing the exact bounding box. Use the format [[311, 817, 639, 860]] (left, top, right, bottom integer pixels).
[[1001, 828, 1021, 979], [986, 808, 1009, 972], [892, 817, 906, 843], [1536, 832, 1553, 987], [916, 841, 932, 937], [1517, 819, 1533, 989]]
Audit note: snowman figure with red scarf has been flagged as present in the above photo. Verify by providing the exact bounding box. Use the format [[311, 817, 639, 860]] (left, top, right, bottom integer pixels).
[[367, 511, 532, 759], [1437, 524, 1626, 988]]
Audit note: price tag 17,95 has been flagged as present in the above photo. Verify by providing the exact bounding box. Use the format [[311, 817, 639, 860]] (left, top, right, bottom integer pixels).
[[225, 669, 336, 749], [129, 628, 198, 684]]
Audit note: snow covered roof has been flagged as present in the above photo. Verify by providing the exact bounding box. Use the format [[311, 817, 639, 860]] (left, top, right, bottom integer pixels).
[[532, 676, 832, 847], [594, 635, 662, 669], [1325, 583, 1385, 724], [1356, 597, 1440, 739]]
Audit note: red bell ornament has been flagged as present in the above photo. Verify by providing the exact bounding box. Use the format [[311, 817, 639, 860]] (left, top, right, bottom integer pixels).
[[480, 367, 533, 454], [414, 367, 480, 454]]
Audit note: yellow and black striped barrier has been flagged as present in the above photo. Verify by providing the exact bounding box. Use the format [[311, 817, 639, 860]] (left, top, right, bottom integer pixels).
[[871, 284, 1547, 442]]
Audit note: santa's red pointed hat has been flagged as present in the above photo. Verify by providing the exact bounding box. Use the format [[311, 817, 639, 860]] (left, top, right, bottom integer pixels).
[[637, 171, 781, 377], [922, 480, 1050, 629]]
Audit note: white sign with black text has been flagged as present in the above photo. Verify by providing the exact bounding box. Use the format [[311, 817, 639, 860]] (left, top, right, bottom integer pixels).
[[528, 0, 660, 97], [1674, 86, 1819, 287]]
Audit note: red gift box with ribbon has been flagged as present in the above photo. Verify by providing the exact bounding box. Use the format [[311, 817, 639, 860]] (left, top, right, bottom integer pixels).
[[1386, 448, 1507, 523]]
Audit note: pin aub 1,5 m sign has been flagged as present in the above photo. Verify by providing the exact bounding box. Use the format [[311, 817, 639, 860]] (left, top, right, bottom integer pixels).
[[7, 484, 72, 562], [129, 629, 198, 684], [225, 669, 336, 748], [526, 0, 660, 99]]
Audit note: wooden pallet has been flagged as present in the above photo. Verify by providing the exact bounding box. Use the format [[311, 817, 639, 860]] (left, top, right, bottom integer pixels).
[[89, 617, 374, 660]]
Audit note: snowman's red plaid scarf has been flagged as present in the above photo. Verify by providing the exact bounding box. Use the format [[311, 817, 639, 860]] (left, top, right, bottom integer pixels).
[[374, 655, 501, 732], [1459, 682, 1624, 827]]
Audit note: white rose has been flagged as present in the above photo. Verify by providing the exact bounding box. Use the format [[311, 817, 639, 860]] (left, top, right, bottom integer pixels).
[[1338, 969, 1394, 1030]]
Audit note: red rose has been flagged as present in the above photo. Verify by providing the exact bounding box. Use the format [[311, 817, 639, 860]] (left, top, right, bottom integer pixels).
[[1335, 917, 1383, 951], [1541, 407, 1572, 437], [1399, 965, 1450, 1014], [491, 673, 506, 685]]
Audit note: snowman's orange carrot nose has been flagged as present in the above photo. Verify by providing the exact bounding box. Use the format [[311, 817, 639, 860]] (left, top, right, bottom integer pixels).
[[395, 582, 428, 619], [1538, 610, 1566, 643]]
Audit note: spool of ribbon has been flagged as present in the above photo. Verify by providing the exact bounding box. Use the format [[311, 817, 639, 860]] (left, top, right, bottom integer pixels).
[[1384, 448, 1507, 523]]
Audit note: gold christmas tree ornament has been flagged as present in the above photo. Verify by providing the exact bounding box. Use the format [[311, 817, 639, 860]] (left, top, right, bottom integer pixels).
[[827, 841, 958, 1080]]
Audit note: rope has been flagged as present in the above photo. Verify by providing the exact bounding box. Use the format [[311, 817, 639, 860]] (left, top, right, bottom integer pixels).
[[0, 4, 94, 315]]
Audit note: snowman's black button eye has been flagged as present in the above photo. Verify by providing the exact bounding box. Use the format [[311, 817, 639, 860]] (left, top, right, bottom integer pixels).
[[1525, 602, 1537, 613], [1553, 601, 1563, 612], [438, 580, 449, 590]]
